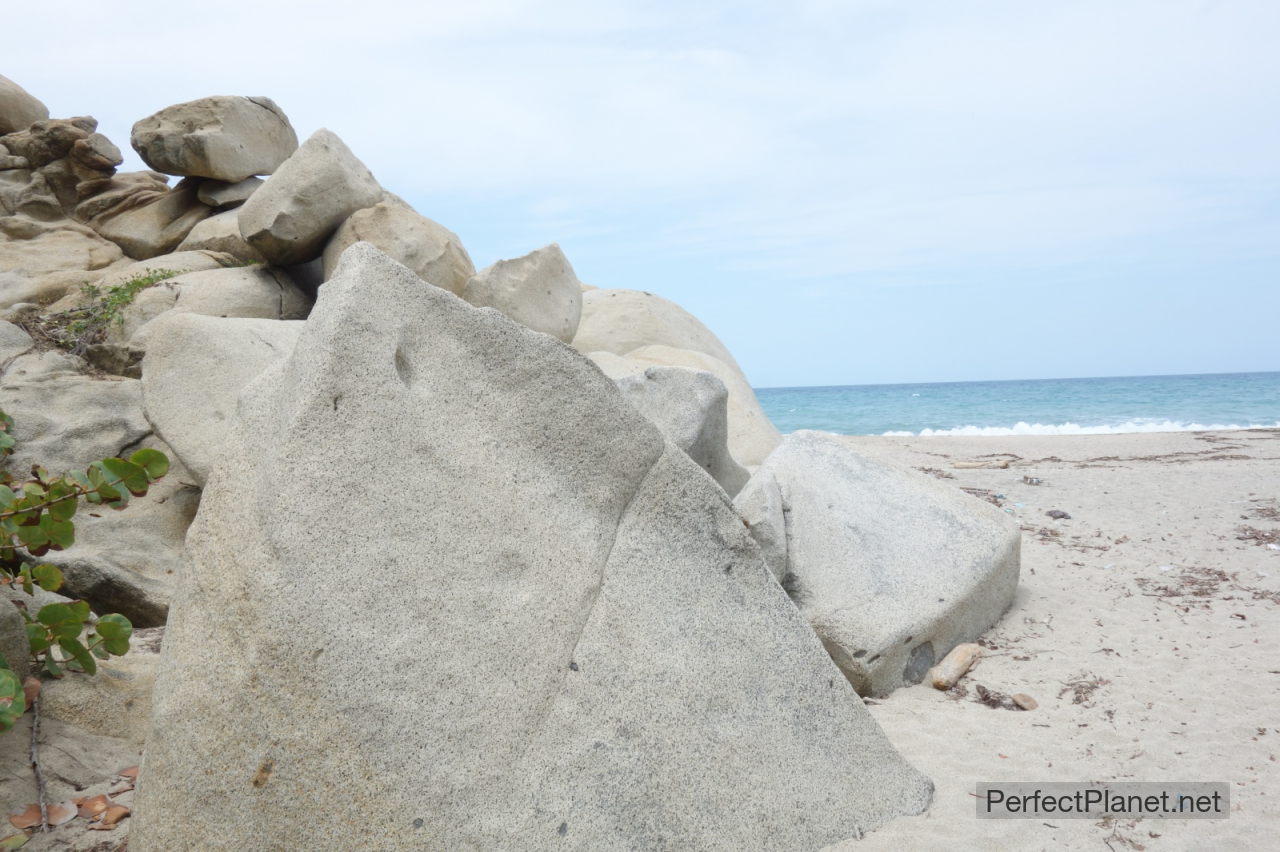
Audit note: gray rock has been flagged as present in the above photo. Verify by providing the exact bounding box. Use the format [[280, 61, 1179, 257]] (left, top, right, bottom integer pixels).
[[0, 217, 128, 308], [108, 265, 310, 347], [238, 128, 381, 265], [463, 243, 581, 342], [141, 313, 303, 485], [0, 598, 29, 680], [0, 359, 149, 475], [590, 344, 781, 468], [196, 175, 262, 208], [131, 96, 298, 182], [735, 431, 1021, 697], [132, 243, 931, 851], [0, 319, 33, 364], [572, 287, 743, 371], [85, 175, 213, 259], [0, 74, 49, 135], [41, 629, 161, 748], [614, 365, 749, 496], [175, 208, 264, 263], [321, 197, 473, 294]]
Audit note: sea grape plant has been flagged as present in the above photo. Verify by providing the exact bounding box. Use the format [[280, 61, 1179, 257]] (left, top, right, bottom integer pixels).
[[0, 408, 167, 733]]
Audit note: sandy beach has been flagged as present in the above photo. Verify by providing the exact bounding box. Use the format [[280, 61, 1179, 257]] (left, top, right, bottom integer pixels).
[[825, 428, 1280, 850]]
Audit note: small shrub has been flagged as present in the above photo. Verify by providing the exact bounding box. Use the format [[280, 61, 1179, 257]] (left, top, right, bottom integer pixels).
[[17, 269, 179, 354]]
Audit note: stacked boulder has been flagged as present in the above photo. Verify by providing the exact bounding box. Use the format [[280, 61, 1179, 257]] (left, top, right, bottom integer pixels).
[[130, 244, 933, 850], [0, 80, 1028, 849]]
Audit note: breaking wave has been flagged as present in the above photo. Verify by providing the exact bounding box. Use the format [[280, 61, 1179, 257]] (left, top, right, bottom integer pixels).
[[881, 420, 1280, 437]]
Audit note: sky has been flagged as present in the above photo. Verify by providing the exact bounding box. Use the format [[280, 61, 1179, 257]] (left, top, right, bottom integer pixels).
[[9, 0, 1279, 387]]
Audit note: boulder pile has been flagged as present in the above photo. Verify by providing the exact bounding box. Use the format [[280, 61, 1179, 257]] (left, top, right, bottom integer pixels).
[[0, 77, 1021, 849]]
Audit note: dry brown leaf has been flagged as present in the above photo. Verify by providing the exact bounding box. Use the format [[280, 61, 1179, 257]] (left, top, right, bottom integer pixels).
[[116, 766, 139, 781], [87, 805, 130, 830], [11, 801, 77, 829], [8, 804, 39, 830], [21, 677, 39, 705], [76, 795, 110, 820]]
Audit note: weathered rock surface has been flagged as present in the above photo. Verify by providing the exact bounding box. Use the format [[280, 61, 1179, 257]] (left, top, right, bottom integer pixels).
[[83, 174, 212, 259], [572, 287, 743, 371], [614, 365, 749, 496], [41, 629, 161, 747], [238, 128, 381, 265], [0, 319, 34, 364], [0, 353, 149, 474], [131, 96, 297, 182], [108, 265, 309, 346], [590, 344, 781, 468], [132, 244, 931, 850], [321, 197, 473, 294], [0, 217, 128, 307], [0, 597, 29, 680], [175, 207, 264, 262], [196, 175, 262, 208], [141, 313, 303, 485], [734, 431, 1021, 697], [0, 74, 49, 135], [463, 242, 582, 342]]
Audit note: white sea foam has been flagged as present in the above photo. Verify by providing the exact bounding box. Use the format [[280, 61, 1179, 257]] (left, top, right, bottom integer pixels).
[[881, 420, 1280, 437]]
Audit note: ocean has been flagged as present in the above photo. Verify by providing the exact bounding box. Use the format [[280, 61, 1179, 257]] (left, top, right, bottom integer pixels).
[[755, 371, 1280, 437]]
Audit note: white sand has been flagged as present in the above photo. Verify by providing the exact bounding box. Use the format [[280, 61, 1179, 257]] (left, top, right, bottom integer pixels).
[[827, 429, 1280, 850]]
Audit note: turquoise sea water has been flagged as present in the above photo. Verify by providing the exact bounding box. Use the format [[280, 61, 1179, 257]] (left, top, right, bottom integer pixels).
[[755, 371, 1280, 436]]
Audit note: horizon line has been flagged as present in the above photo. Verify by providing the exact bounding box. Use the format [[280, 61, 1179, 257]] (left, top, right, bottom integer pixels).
[[754, 368, 1280, 392]]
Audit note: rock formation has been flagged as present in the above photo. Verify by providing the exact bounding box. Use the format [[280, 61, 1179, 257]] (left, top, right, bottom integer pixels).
[[735, 431, 1021, 696], [131, 244, 932, 850], [131, 96, 297, 182], [463, 242, 582, 342]]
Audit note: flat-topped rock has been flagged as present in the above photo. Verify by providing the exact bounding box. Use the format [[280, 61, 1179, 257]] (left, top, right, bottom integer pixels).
[[131, 96, 297, 182]]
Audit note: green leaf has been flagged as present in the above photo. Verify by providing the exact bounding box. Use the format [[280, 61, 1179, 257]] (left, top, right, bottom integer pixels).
[[129, 448, 169, 480], [43, 519, 74, 550], [43, 656, 62, 678], [90, 643, 110, 660], [37, 603, 72, 626], [31, 564, 62, 593], [0, 829, 31, 848], [68, 601, 91, 622], [45, 481, 77, 523], [0, 485, 15, 507], [25, 624, 50, 653], [0, 668, 25, 732], [95, 613, 132, 642], [59, 637, 96, 675], [15, 524, 48, 550], [100, 458, 149, 497]]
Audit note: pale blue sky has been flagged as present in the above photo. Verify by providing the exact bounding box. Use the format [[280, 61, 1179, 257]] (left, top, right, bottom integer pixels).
[[11, 0, 1279, 386]]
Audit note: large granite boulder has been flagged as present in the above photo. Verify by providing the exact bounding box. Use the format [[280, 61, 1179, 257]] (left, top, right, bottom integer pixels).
[[0, 351, 149, 475], [0, 216, 128, 308], [589, 344, 780, 468], [141, 313, 304, 485], [321, 197, 473, 294], [613, 365, 748, 497], [572, 287, 743, 371], [132, 244, 931, 850], [238, 128, 381, 265], [463, 242, 582, 342], [82, 174, 213, 259], [107, 265, 310, 346], [131, 96, 297, 182], [175, 208, 264, 263], [734, 431, 1021, 697], [0, 75, 48, 135]]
